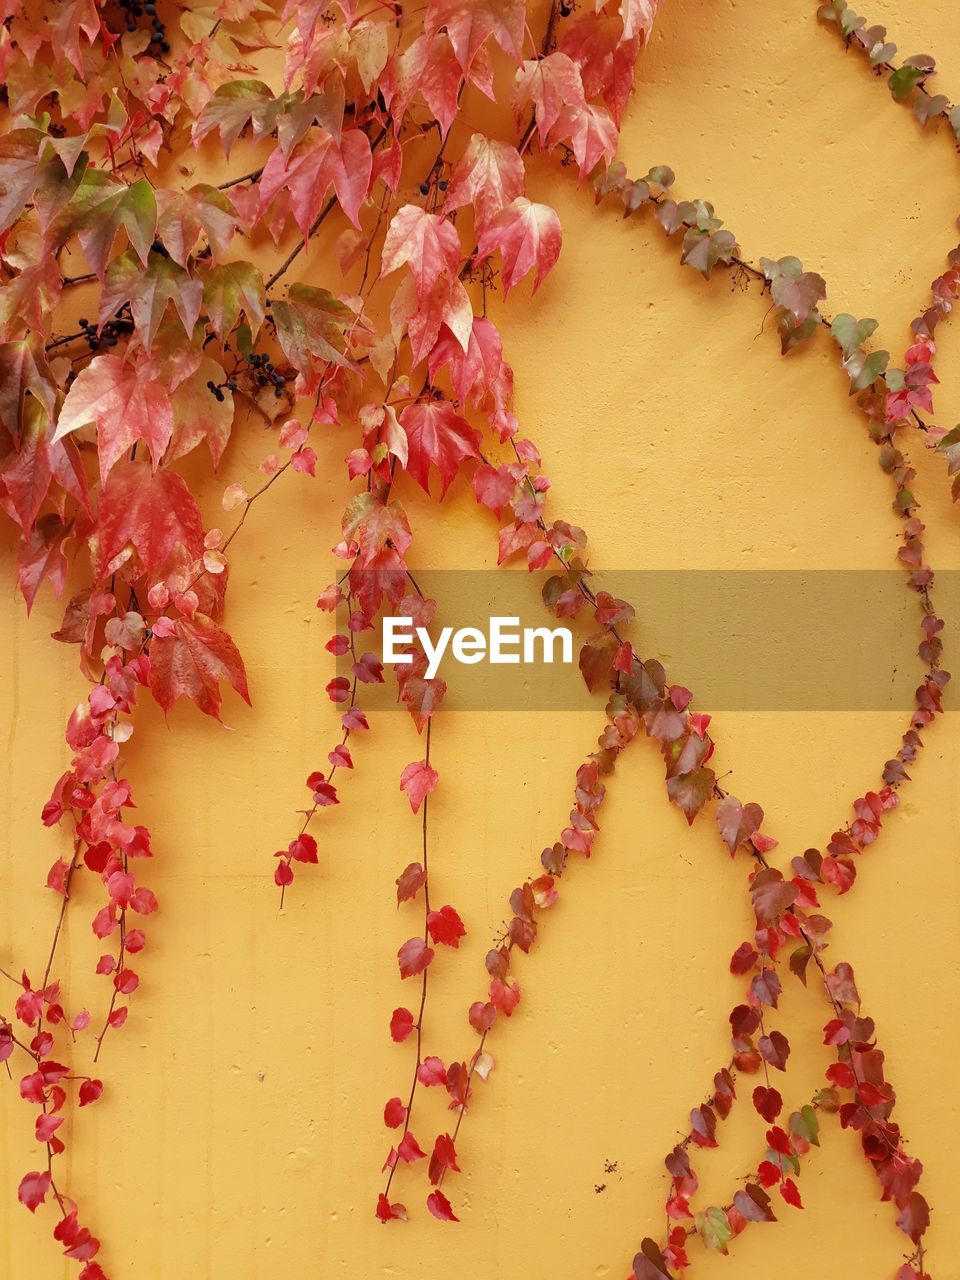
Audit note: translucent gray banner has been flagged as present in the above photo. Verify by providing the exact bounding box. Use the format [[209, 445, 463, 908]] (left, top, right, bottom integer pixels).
[[333, 571, 957, 712]]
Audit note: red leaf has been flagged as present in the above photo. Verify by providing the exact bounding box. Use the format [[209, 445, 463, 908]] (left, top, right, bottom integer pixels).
[[54, 354, 173, 481], [381, 205, 461, 300], [94, 460, 203, 582], [780, 1178, 803, 1210], [417, 1056, 448, 1086], [427, 904, 465, 947], [18, 1170, 51, 1212], [426, 1188, 459, 1222], [397, 1131, 426, 1163], [429, 1133, 460, 1183], [896, 1192, 930, 1243], [397, 936, 434, 979], [259, 129, 372, 234], [752, 1086, 783, 1122], [425, 0, 525, 72], [78, 1078, 103, 1107], [398, 402, 481, 498], [444, 134, 524, 234], [477, 197, 562, 295], [400, 760, 439, 813], [390, 1007, 415, 1042], [383, 1097, 406, 1128], [396, 862, 427, 904], [472, 462, 517, 516], [289, 834, 318, 863], [149, 612, 250, 720], [375, 1193, 408, 1222], [489, 976, 520, 1015]]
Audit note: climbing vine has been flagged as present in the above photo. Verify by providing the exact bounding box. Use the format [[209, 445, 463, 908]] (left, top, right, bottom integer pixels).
[[0, 2, 953, 1279]]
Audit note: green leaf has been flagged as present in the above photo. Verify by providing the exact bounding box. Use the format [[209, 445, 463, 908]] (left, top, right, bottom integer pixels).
[[777, 310, 819, 355], [272, 284, 356, 375], [888, 65, 924, 102], [696, 1206, 733, 1253], [192, 80, 283, 155], [202, 261, 266, 340], [100, 249, 202, 350], [842, 347, 889, 392], [790, 1104, 820, 1146], [645, 165, 675, 189], [936, 424, 960, 476], [831, 313, 878, 356]]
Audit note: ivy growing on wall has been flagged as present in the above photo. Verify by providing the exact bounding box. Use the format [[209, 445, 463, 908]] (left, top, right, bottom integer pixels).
[[0, 1, 954, 1278]]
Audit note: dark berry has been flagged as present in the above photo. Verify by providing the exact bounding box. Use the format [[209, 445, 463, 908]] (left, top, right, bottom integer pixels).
[[419, 181, 429, 195]]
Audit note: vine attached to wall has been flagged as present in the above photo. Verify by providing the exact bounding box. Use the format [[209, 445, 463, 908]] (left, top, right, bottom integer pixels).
[[0, 2, 953, 1279]]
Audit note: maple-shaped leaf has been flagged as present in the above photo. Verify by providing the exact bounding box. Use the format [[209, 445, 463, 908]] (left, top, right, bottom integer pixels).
[[0, 130, 41, 233], [272, 284, 356, 379], [0, 336, 57, 446], [193, 80, 284, 155], [381, 33, 463, 139], [156, 184, 237, 266], [47, 170, 156, 279], [390, 272, 473, 368], [428, 317, 517, 440], [620, 0, 660, 41], [398, 402, 481, 497], [202, 261, 266, 340], [149, 612, 250, 720], [567, 102, 619, 177], [425, 0, 524, 72], [443, 134, 524, 232], [17, 513, 71, 612], [515, 53, 586, 145], [167, 357, 235, 469], [92, 460, 203, 581], [381, 205, 462, 301], [559, 15, 640, 125], [400, 760, 439, 812], [0, 396, 87, 531], [100, 249, 203, 351], [472, 463, 517, 516], [258, 129, 372, 234], [341, 491, 413, 566], [477, 198, 562, 296], [0, 246, 62, 341], [55, 354, 173, 481]]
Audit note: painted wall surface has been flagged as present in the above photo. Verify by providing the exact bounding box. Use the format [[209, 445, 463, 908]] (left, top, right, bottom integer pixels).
[[2, 1, 960, 1277]]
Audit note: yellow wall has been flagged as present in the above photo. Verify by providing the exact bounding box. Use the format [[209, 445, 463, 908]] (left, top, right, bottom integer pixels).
[[3, 1, 960, 1276]]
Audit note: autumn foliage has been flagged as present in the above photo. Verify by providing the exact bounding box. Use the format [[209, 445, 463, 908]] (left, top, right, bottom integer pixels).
[[0, 0, 956, 1277]]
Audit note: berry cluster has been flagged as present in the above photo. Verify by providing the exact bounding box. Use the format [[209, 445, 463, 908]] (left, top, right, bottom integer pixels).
[[118, 0, 170, 53], [245, 351, 290, 398], [77, 317, 131, 351]]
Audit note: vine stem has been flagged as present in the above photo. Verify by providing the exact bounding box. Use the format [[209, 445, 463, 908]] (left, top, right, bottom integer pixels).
[[384, 718, 432, 1198]]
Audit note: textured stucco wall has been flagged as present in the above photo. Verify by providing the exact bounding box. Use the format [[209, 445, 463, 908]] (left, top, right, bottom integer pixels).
[[2, 1, 960, 1275]]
